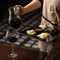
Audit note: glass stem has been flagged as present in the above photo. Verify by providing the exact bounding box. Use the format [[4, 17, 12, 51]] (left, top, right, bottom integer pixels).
[[12, 44, 14, 54], [11, 44, 15, 60]]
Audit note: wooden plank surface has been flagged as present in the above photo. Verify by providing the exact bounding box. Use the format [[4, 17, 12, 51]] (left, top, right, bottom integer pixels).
[[0, 44, 40, 60]]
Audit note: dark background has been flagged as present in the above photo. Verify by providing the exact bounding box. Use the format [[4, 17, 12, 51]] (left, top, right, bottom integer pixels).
[[0, 0, 32, 20]]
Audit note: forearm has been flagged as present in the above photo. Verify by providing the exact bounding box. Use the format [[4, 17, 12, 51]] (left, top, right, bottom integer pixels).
[[22, 0, 41, 15]]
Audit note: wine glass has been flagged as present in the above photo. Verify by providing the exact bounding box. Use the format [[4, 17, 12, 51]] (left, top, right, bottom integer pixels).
[[7, 31, 18, 58], [6, 6, 22, 58]]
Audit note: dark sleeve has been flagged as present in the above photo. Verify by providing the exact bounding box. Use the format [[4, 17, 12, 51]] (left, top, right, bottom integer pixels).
[[39, 0, 43, 3], [39, 0, 43, 6], [39, 0, 43, 10]]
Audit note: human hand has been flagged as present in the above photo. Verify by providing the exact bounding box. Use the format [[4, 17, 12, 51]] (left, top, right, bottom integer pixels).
[[13, 5, 24, 15]]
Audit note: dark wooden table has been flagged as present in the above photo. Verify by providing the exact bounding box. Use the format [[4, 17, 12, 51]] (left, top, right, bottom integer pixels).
[[0, 38, 60, 60], [0, 44, 40, 60]]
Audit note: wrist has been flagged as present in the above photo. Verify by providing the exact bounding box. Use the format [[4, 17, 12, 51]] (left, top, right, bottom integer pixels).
[[20, 7, 26, 15]]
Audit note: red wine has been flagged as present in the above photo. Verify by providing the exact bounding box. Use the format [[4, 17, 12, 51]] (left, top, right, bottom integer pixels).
[[11, 17, 21, 29], [8, 37, 17, 43]]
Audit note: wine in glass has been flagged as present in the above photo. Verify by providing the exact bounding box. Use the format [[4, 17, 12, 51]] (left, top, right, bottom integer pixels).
[[10, 17, 22, 29]]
